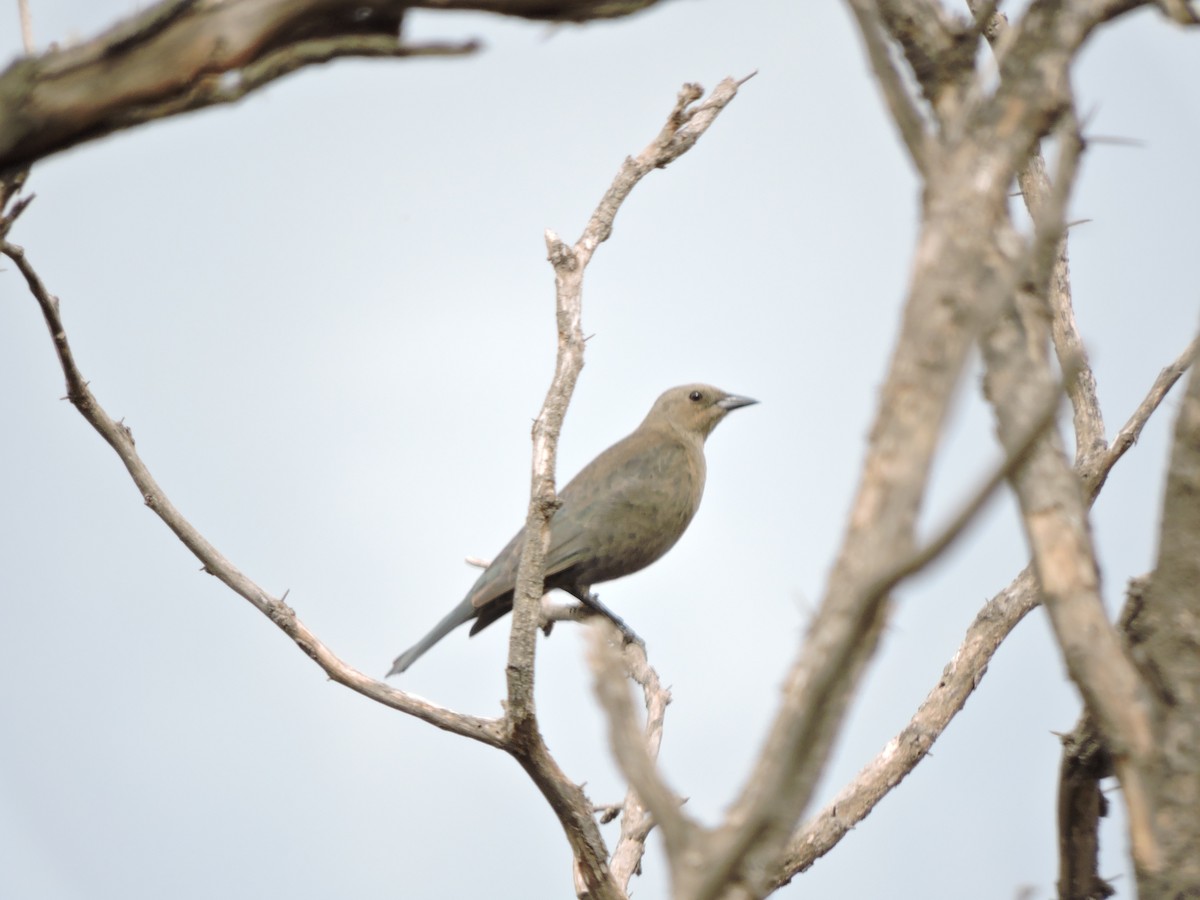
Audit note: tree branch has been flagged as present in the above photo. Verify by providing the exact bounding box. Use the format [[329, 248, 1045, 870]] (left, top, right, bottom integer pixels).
[[0, 233, 505, 746], [972, 3, 1108, 478], [680, 1, 1192, 891], [1, 71, 746, 899], [982, 299, 1161, 878], [17, 0, 34, 54], [1019, 145, 1106, 470], [870, 0, 971, 118], [844, 0, 934, 173], [605, 631, 676, 892], [774, 328, 1198, 882], [1127, 333, 1200, 893], [1091, 334, 1200, 501], [589, 622, 694, 868], [0, 0, 670, 174], [776, 567, 1041, 885]]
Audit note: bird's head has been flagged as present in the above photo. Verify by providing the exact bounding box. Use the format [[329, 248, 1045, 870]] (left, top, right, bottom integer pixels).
[[643, 384, 759, 440]]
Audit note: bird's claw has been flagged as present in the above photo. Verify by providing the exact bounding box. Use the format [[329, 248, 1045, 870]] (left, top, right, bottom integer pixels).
[[619, 626, 645, 648]]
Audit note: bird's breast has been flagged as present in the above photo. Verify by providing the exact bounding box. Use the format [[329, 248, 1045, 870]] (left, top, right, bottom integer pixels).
[[557, 434, 705, 586]]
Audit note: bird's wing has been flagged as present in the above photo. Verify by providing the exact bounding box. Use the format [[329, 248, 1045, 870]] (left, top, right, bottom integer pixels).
[[467, 430, 690, 610], [465, 524, 591, 612], [466, 531, 521, 611], [544, 519, 592, 575]]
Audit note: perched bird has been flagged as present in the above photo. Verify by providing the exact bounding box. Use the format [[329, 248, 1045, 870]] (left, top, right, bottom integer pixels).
[[387, 384, 757, 676]]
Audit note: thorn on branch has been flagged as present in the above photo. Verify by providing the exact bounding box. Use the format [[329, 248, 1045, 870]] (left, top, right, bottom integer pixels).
[[268, 596, 296, 627], [117, 418, 136, 445], [1085, 134, 1146, 148]]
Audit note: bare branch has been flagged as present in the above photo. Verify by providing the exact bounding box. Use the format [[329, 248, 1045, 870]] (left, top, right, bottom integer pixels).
[[869, 0, 971, 117], [871, 377, 1067, 597], [974, 7, 1108, 474], [679, 39, 1086, 888], [775, 328, 1200, 880], [607, 637, 674, 891], [17, 0, 34, 54], [2, 69, 744, 900], [588, 621, 694, 866], [982, 299, 1161, 877], [1128, 333, 1200, 890], [1091, 334, 1200, 500], [0, 0, 671, 173], [844, 0, 933, 173], [777, 567, 1041, 883], [683, 0, 1186, 893], [0, 174, 32, 238], [0, 236, 505, 746], [419, 0, 661, 20], [1057, 708, 1116, 900], [575, 75, 748, 264]]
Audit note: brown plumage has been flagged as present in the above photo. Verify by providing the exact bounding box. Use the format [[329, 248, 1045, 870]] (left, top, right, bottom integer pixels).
[[387, 384, 757, 675]]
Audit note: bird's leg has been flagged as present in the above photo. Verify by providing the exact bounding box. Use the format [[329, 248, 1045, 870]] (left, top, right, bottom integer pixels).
[[580, 592, 645, 647]]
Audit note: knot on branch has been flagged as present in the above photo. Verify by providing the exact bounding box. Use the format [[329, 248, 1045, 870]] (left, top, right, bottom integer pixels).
[[267, 596, 297, 627], [544, 229, 577, 270], [535, 494, 563, 517]]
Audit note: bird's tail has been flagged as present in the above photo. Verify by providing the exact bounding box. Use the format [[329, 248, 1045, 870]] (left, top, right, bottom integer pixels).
[[387, 597, 477, 676]]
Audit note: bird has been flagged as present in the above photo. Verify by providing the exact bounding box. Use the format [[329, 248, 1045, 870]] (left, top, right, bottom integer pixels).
[[387, 384, 757, 676]]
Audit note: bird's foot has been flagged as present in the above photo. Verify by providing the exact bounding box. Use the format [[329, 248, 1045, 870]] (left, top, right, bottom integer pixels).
[[582, 592, 644, 648], [616, 621, 645, 648]]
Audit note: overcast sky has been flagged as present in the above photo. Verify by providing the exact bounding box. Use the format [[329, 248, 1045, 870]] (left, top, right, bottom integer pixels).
[[2, 2, 1198, 898]]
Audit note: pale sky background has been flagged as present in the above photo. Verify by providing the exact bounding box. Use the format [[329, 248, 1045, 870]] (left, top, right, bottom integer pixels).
[[1, 3, 1198, 899]]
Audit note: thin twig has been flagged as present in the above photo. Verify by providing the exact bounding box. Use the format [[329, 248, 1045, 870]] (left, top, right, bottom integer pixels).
[[868, 375, 1067, 598], [776, 567, 1041, 884], [1022, 116, 1107, 470], [18, 0, 34, 54], [589, 622, 693, 864], [605, 626, 679, 891], [573, 75, 749, 263], [1091, 334, 1200, 500], [844, 0, 932, 174]]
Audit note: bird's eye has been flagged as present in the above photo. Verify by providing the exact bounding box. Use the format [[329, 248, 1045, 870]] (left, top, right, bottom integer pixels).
[[688, 390, 703, 402]]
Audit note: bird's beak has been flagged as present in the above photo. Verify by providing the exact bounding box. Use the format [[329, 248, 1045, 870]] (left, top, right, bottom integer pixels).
[[717, 394, 759, 411]]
